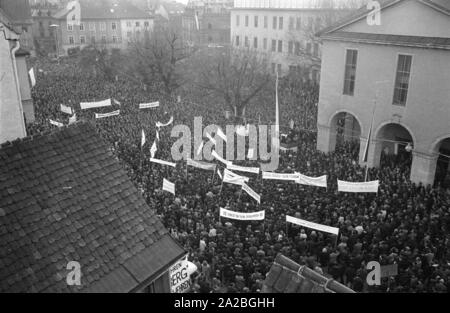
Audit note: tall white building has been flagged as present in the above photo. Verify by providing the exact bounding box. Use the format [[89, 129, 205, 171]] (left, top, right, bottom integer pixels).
[[230, 0, 358, 80]]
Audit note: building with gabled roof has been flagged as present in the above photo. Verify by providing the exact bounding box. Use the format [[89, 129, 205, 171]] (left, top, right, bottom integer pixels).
[[316, 0, 450, 187], [53, 0, 154, 55], [0, 122, 185, 292], [262, 254, 355, 293]]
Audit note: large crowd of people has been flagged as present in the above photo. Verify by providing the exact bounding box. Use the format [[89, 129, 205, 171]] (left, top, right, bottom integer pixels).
[[28, 56, 450, 293]]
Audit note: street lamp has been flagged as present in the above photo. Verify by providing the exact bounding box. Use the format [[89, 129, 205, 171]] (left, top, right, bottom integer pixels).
[[49, 24, 59, 59]]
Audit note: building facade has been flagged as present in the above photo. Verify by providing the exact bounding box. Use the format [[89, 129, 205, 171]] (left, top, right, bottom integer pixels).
[[316, 0, 450, 186], [182, 0, 231, 48], [230, 0, 356, 80], [31, 8, 58, 56], [0, 1, 33, 143], [53, 1, 154, 54]]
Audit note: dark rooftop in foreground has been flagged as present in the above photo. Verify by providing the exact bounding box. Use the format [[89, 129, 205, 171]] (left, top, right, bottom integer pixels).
[[0, 122, 184, 292], [262, 254, 355, 293]]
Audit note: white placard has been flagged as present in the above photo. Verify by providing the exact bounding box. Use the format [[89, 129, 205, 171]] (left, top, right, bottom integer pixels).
[[262, 172, 300, 181], [60, 104, 73, 115], [286, 215, 339, 235], [295, 173, 327, 188], [337, 180, 379, 193], [49, 119, 63, 127], [163, 178, 175, 194], [227, 163, 260, 174], [95, 110, 120, 119], [80, 98, 111, 110], [187, 158, 216, 171], [139, 101, 159, 109], [151, 158, 176, 168], [220, 208, 265, 221], [169, 255, 196, 293], [241, 183, 261, 203]]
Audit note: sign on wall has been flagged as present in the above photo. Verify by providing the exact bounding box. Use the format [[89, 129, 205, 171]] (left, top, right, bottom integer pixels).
[[169, 255, 197, 293]]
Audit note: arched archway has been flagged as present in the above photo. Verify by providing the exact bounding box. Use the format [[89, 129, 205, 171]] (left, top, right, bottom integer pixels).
[[375, 122, 414, 170], [329, 111, 362, 157], [431, 137, 450, 187]]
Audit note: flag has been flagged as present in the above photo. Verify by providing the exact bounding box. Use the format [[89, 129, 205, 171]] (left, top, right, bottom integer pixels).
[[68, 113, 77, 125], [195, 11, 200, 31], [29, 68, 36, 87], [150, 141, 157, 158], [216, 128, 227, 142], [163, 178, 175, 195], [363, 109, 375, 163], [141, 129, 146, 148]]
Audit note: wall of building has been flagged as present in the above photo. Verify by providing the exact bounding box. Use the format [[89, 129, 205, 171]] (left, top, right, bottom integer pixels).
[[230, 8, 349, 77], [0, 27, 27, 143], [58, 19, 124, 53], [317, 39, 450, 184], [120, 18, 153, 49], [15, 55, 35, 123]]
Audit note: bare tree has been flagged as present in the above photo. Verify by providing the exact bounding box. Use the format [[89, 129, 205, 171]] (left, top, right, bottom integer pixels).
[[193, 47, 273, 118], [130, 25, 191, 95]]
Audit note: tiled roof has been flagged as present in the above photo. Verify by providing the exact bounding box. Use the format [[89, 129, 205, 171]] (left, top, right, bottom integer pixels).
[[0, 0, 33, 23], [321, 31, 450, 49], [0, 122, 185, 292], [54, 2, 153, 20], [262, 254, 355, 293]]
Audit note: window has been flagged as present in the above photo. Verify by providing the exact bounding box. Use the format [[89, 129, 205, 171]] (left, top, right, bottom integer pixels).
[[253, 37, 257, 49], [313, 43, 319, 57], [136, 21, 140, 27], [289, 17, 294, 30], [144, 21, 149, 27], [254, 16, 258, 27], [393, 55, 412, 106], [39, 21, 43, 27], [264, 16, 268, 28], [245, 15, 248, 27], [244, 36, 249, 47], [67, 23, 73, 31], [79, 23, 84, 31], [296, 17, 301, 30], [101, 35, 106, 43], [271, 39, 276, 52], [127, 21, 132, 27], [68, 36, 74, 44], [271, 63, 276, 73], [80, 35, 85, 44], [278, 40, 282, 52], [100, 22, 106, 31], [112, 22, 117, 30], [279, 17, 283, 30], [91, 36, 95, 44], [295, 42, 300, 55], [272, 16, 277, 29], [236, 15, 240, 26], [263, 38, 267, 49], [236, 35, 240, 46], [343, 49, 358, 96], [89, 22, 95, 31], [306, 42, 312, 55], [288, 41, 293, 54]]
